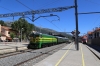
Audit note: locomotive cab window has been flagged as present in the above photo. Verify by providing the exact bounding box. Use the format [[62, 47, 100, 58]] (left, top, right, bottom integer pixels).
[[35, 34, 39, 37]]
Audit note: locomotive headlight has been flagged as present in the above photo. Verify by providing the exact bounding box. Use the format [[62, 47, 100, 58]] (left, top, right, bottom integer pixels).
[[35, 37, 39, 42]]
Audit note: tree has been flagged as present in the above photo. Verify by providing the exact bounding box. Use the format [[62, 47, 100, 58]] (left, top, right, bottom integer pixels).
[[10, 32, 15, 40], [11, 18, 34, 41], [0, 20, 7, 26]]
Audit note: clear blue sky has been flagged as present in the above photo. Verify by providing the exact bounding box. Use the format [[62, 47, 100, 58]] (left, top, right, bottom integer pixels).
[[0, 0, 100, 36]]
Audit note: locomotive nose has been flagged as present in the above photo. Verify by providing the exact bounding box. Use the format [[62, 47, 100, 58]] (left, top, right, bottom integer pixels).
[[35, 37, 39, 42]]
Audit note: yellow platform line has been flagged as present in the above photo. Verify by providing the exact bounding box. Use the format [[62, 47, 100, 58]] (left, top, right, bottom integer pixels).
[[55, 44, 73, 66], [80, 44, 85, 66]]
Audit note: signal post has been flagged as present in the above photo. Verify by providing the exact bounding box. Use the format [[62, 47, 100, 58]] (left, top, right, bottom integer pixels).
[[71, 30, 80, 50]]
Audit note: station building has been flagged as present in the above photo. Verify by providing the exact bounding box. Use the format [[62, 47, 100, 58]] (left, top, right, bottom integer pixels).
[[87, 27, 100, 46], [0, 24, 18, 42]]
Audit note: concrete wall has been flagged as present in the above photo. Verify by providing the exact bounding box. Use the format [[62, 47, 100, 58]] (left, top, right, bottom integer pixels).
[[87, 39, 92, 45], [92, 38, 100, 46], [87, 38, 100, 46], [1, 36, 6, 41], [5, 31, 10, 37]]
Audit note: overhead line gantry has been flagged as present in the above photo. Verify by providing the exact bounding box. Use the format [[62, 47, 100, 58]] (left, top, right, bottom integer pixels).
[[0, 6, 75, 18]]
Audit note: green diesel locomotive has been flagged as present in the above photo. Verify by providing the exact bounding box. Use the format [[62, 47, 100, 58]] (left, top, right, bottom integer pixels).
[[27, 32, 67, 49]]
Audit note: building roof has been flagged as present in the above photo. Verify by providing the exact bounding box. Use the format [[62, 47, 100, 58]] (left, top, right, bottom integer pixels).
[[87, 31, 93, 34], [82, 35, 87, 39], [95, 28, 100, 31], [1, 26, 11, 31]]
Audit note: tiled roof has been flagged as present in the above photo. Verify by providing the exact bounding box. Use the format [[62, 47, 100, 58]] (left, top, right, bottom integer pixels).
[[87, 31, 93, 34], [1, 26, 11, 31], [95, 28, 100, 31]]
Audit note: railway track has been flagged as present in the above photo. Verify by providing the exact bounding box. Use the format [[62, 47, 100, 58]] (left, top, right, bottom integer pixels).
[[0, 43, 67, 66], [14, 44, 67, 66], [0, 49, 33, 59]]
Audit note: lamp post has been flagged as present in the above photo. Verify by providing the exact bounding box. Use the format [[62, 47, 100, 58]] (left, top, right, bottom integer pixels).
[[21, 28, 23, 42]]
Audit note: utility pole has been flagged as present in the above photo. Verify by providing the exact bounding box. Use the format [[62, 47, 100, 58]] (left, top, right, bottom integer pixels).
[[74, 0, 79, 50], [21, 28, 23, 42]]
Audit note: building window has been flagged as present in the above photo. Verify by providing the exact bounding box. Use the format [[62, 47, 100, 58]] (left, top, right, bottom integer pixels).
[[94, 33, 96, 38], [88, 34, 92, 39], [97, 32, 99, 37], [8, 32, 10, 34]]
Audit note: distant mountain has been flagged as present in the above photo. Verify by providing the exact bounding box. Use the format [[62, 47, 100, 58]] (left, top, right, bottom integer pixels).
[[35, 26, 72, 39], [35, 26, 58, 34], [5, 21, 13, 27], [4, 22, 72, 39]]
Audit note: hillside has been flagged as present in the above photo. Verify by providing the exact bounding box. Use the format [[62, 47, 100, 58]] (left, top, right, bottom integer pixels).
[[4, 22, 72, 39]]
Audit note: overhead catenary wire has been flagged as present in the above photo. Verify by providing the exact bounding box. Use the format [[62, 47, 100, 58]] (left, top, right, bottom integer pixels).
[[90, 16, 100, 30], [83, 0, 100, 29], [0, 6, 15, 12], [16, 0, 63, 31], [0, 6, 15, 21], [43, 17, 63, 31], [84, 0, 100, 6], [38, 0, 61, 9], [32, 0, 61, 22], [16, 0, 32, 10]]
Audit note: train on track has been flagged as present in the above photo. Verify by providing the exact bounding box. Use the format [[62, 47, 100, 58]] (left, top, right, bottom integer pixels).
[[27, 32, 68, 49]]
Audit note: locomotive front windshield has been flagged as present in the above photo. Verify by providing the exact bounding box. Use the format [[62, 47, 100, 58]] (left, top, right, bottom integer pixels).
[[29, 33, 40, 43], [29, 33, 39, 38]]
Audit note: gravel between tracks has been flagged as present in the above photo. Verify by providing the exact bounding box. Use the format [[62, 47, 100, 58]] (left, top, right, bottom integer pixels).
[[0, 43, 67, 66]]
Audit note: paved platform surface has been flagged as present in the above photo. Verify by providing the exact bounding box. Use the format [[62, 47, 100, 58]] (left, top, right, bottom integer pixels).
[[34, 43, 100, 66], [0, 42, 29, 54]]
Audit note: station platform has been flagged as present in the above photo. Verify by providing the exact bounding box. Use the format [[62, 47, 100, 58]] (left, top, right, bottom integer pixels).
[[34, 43, 100, 66], [0, 42, 29, 54]]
